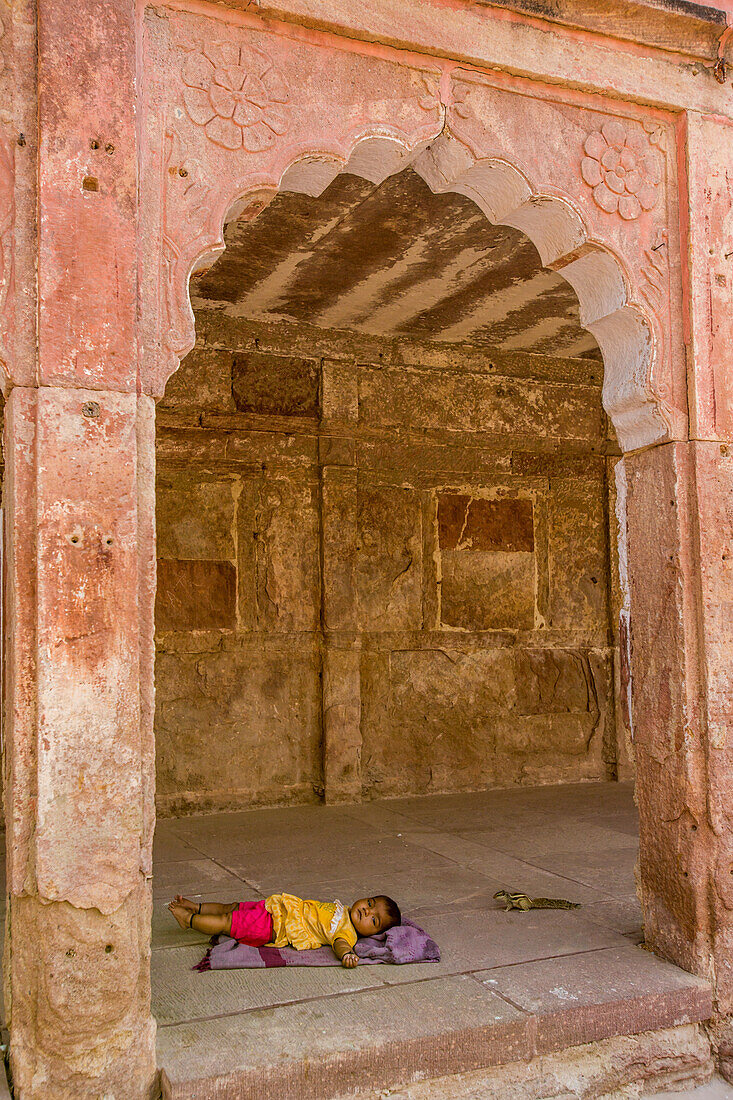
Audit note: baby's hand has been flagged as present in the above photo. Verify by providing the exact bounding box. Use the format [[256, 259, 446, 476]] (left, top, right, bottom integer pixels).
[[341, 951, 359, 968]]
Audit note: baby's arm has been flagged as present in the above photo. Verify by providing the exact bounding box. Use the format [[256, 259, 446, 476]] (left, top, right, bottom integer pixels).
[[333, 937, 358, 968]]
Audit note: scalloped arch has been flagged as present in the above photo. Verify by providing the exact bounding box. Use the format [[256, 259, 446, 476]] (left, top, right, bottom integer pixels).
[[162, 130, 670, 454]]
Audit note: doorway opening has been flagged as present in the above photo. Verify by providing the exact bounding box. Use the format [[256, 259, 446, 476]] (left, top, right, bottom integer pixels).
[[153, 164, 630, 818]]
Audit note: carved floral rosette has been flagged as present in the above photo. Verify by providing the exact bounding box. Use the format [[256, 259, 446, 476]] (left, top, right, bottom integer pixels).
[[180, 40, 290, 153], [581, 119, 661, 221]]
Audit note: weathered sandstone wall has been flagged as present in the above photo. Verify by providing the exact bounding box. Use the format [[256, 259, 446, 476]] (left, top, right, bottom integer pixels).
[[154, 313, 626, 815]]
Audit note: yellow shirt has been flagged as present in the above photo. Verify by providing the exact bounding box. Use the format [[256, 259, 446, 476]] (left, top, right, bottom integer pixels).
[[265, 893, 358, 951]]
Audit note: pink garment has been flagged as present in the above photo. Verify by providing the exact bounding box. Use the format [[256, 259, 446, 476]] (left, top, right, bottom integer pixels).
[[229, 899, 273, 946]]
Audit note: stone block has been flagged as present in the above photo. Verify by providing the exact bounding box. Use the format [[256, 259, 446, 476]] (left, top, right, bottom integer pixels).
[[436, 492, 536, 630], [476, 944, 712, 1055], [318, 433, 355, 466], [511, 452, 605, 478], [155, 643, 321, 811], [361, 648, 515, 797], [393, 341, 601, 386], [250, 474, 320, 632], [606, 455, 624, 646], [323, 647, 362, 802], [357, 484, 422, 631], [225, 428, 317, 468], [364, 1024, 713, 1100], [438, 494, 533, 551], [156, 475, 236, 560], [358, 438, 511, 479], [10, 890, 156, 1097], [161, 346, 234, 412], [157, 975, 531, 1099], [547, 477, 608, 637], [322, 466, 358, 632], [359, 366, 600, 442], [494, 713, 599, 757], [322, 358, 358, 421], [623, 443, 705, 974], [688, 443, 733, 1010], [32, 389, 147, 913], [3, 388, 39, 897], [155, 560, 236, 632], [199, 311, 385, 365], [515, 649, 593, 714], [686, 115, 733, 443], [37, 0, 138, 395], [692, 444, 733, 763], [155, 427, 234, 467], [232, 351, 319, 417], [441, 549, 535, 630]]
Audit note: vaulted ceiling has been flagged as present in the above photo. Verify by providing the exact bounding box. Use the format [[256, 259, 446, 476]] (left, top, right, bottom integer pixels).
[[191, 167, 600, 359]]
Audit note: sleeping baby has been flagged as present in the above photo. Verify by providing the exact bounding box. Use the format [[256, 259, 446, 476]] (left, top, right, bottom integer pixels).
[[168, 892, 401, 968]]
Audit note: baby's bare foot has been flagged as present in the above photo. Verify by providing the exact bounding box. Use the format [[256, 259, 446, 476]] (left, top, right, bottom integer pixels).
[[172, 894, 197, 912], [168, 902, 192, 930]]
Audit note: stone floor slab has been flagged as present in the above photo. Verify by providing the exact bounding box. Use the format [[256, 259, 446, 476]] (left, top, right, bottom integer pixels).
[[528, 845, 641, 893], [475, 944, 713, 1052], [158, 975, 530, 1099], [397, 830, 608, 904], [153, 944, 387, 1025], [152, 831, 205, 863], [151, 886, 262, 948], [152, 858, 247, 899], [244, 864, 500, 911], [378, 908, 630, 984], [581, 893, 643, 935], [223, 836, 461, 886], [459, 822, 637, 861]]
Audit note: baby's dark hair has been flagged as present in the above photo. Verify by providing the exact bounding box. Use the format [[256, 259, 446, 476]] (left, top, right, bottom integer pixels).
[[379, 895, 401, 929]]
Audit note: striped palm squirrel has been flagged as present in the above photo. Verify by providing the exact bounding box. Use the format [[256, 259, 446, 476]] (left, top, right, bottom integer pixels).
[[493, 889, 581, 911]]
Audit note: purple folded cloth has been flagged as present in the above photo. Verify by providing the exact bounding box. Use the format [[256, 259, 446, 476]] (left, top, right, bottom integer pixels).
[[193, 917, 440, 971]]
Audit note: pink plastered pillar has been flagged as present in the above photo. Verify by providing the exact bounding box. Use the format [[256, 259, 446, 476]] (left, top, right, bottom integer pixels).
[[622, 111, 733, 1058], [624, 443, 716, 977], [3, 391, 157, 1098], [1, 0, 157, 1095]]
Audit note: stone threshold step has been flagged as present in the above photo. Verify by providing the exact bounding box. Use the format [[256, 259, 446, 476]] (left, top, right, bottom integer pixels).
[[158, 946, 712, 1100], [331, 1023, 717, 1100]]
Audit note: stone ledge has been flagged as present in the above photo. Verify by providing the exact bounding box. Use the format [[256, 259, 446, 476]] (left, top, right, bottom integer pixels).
[[471, 0, 727, 59], [158, 951, 713, 1100], [337, 1022, 715, 1100]]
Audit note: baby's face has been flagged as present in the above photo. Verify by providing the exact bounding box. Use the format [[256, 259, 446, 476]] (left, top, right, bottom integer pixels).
[[350, 897, 390, 936]]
